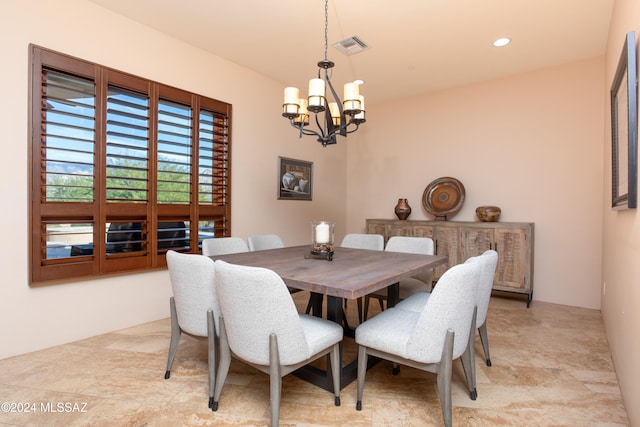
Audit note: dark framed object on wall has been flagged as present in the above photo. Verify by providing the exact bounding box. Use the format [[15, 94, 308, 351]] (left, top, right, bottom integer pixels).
[[611, 31, 638, 210], [278, 157, 313, 200]]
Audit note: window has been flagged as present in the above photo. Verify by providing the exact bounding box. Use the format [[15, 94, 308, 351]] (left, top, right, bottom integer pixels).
[[29, 45, 232, 284]]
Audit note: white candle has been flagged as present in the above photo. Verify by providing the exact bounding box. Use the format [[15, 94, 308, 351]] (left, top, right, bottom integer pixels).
[[315, 222, 330, 244], [308, 78, 325, 110], [354, 95, 366, 120], [329, 102, 340, 117], [294, 98, 309, 125], [298, 98, 308, 114], [343, 82, 359, 101], [283, 87, 300, 116], [328, 102, 341, 125], [308, 78, 325, 97], [283, 87, 299, 104]]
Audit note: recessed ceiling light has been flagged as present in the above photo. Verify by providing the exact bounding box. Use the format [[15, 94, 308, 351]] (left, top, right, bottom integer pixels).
[[493, 37, 511, 47]]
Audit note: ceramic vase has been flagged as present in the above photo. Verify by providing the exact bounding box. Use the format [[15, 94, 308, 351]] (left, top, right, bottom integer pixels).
[[394, 198, 412, 220]]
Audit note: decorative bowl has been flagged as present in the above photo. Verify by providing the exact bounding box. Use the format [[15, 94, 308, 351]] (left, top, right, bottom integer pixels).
[[476, 206, 501, 222]]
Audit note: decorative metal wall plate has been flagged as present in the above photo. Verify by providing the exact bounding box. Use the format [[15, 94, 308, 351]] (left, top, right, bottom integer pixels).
[[422, 177, 466, 219]]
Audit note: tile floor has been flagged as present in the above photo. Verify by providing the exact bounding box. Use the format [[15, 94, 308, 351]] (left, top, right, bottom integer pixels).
[[0, 294, 630, 426]]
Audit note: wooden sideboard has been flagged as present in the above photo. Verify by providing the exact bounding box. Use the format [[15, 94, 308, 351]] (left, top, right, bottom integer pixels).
[[366, 219, 535, 307]]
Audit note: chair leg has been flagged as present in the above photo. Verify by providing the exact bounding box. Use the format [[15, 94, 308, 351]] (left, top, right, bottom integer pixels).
[[355, 345, 368, 411], [212, 317, 231, 411], [478, 322, 492, 366], [460, 347, 477, 401], [436, 330, 454, 427], [330, 343, 341, 406], [363, 295, 386, 321], [460, 307, 477, 400], [392, 362, 400, 375], [165, 297, 182, 379], [206, 310, 217, 409], [305, 292, 324, 317], [344, 298, 358, 328], [341, 303, 351, 330], [304, 295, 313, 314], [269, 333, 282, 427]]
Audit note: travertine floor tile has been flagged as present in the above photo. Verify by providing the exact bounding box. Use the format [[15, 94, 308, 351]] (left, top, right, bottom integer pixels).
[[0, 296, 630, 426]]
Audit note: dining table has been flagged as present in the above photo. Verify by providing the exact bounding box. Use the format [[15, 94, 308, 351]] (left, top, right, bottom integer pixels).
[[209, 244, 448, 392]]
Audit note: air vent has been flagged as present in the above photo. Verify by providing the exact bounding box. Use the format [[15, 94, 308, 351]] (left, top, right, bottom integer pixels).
[[333, 35, 369, 56]]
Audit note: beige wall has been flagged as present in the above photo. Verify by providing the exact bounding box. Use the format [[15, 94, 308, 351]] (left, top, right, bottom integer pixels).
[[2, 1, 638, 422], [0, 0, 347, 359], [347, 58, 605, 309], [602, 0, 640, 424]]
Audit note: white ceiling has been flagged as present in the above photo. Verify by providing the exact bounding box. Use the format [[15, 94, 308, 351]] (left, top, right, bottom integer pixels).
[[89, 0, 614, 106]]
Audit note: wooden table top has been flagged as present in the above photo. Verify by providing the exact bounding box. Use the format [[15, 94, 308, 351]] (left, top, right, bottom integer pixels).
[[210, 245, 447, 300]]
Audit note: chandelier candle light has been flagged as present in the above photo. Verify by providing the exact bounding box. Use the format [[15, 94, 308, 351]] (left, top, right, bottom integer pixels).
[[310, 221, 334, 261], [282, 0, 366, 147]]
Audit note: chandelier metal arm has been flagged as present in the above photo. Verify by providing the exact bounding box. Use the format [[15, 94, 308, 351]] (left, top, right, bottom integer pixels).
[[324, 73, 347, 137], [288, 115, 360, 147], [344, 122, 361, 135]]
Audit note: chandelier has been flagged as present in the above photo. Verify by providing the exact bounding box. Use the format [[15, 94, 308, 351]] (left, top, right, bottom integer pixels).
[[281, 0, 366, 147]]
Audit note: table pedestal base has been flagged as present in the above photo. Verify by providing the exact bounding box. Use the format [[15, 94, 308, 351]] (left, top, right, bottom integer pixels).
[[293, 284, 399, 391]]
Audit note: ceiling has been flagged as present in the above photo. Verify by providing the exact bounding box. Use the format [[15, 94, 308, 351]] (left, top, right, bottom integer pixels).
[[88, 0, 614, 106]]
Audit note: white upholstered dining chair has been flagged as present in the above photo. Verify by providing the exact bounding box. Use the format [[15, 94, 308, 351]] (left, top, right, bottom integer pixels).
[[247, 234, 285, 251], [340, 233, 384, 251], [472, 250, 498, 367], [340, 233, 384, 322], [202, 236, 249, 257], [394, 250, 498, 397], [211, 260, 343, 427], [246, 233, 314, 312], [355, 260, 479, 427], [362, 235, 435, 320], [165, 250, 221, 410]]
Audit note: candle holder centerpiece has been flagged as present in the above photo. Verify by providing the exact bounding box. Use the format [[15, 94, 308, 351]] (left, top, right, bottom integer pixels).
[[310, 221, 334, 261]]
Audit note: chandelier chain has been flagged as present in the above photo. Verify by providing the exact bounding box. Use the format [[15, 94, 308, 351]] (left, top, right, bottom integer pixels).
[[324, 0, 329, 61]]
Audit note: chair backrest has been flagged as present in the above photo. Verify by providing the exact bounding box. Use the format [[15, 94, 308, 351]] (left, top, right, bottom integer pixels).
[[406, 260, 479, 363], [340, 233, 384, 250], [385, 236, 434, 255], [385, 236, 435, 288], [247, 234, 285, 251], [475, 250, 498, 326], [202, 237, 249, 257], [166, 250, 221, 337], [214, 260, 310, 366]]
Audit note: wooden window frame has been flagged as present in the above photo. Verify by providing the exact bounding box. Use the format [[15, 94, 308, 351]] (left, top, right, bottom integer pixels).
[[29, 45, 232, 285]]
